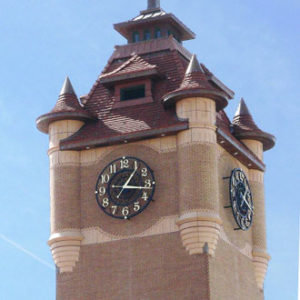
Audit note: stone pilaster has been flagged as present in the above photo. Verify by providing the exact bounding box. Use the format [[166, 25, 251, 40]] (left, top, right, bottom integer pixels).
[[48, 120, 83, 273], [176, 97, 221, 256]]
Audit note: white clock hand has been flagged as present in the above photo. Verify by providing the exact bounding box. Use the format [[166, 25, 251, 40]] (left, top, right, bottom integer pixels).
[[240, 190, 253, 213], [112, 185, 153, 190], [116, 167, 138, 198], [243, 197, 253, 212]]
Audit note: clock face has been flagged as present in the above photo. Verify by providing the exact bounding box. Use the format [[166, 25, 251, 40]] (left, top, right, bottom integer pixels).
[[95, 156, 156, 220], [229, 168, 254, 231]]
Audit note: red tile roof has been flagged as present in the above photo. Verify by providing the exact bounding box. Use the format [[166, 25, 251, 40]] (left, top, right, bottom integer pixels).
[[60, 47, 190, 150], [36, 38, 270, 169]]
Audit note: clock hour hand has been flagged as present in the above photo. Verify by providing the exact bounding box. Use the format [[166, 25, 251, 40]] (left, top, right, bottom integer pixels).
[[112, 185, 153, 190]]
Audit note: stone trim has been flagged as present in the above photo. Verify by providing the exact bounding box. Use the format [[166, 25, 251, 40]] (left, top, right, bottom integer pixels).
[[48, 230, 83, 273], [81, 215, 178, 245], [47, 218, 256, 273], [177, 211, 222, 225], [252, 252, 270, 290], [176, 212, 222, 257]]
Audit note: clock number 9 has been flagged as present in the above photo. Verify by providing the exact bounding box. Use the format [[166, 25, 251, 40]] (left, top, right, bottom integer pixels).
[[99, 186, 106, 196]]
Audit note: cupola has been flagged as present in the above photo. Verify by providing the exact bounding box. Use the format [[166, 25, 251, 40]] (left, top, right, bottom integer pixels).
[[114, 0, 195, 44]]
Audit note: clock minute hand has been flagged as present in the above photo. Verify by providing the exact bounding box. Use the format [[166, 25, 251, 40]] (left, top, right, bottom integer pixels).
[[116, 168, 137, 198], [123, 168, 137, 188], [242, 195, 253, 212]]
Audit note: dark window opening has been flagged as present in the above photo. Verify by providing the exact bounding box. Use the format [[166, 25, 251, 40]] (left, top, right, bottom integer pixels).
[[132, 32, 140, 43], [155, 28, 161, 38], [120, 85, 145, 101], [144, 30, 151, 40]]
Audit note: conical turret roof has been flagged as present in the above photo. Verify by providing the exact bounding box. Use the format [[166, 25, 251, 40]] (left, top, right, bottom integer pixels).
[[232, 98, 275, 151], [163, 54, 229, 111], [59, 76, 76, 96], [36, 77, 94, 133]]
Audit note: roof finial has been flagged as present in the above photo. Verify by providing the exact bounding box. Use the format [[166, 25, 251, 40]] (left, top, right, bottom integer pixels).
[[60, 76, 76, 96], [148, 0, 160, 10], [185, 54, 204, 74], [234, 98, 251, 117]]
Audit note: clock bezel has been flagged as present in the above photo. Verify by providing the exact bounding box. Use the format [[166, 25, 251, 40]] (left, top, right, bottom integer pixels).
[[229, 168, 254, 231], [95, 156, 156, 220]]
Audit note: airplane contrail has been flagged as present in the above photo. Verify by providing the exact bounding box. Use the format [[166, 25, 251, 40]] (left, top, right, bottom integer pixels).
[[0, 233, 55, 270]]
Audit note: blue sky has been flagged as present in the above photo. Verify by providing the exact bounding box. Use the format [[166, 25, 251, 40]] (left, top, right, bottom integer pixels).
[[0, 0, 299, 299]]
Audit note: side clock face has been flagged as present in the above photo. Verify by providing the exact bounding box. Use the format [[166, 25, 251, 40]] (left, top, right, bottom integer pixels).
[[95, 157, 156, 220], [229, 168, 254, 231]]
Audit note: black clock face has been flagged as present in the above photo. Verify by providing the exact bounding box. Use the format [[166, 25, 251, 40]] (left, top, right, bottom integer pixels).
[[95, 157, 156, 220], [229, 168, 254, 231]]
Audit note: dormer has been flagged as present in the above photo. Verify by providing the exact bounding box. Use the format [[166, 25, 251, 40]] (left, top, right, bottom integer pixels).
[[100, 54, 161, 108]]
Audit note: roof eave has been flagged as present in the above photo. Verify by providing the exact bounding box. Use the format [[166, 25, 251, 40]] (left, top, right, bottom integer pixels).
[[234, 131, 276, 151], [217, 128, 266, 171], [60, 123, 189, 151], [36, 111, 94, 134], [100, 69, 160, 85], [163, 88, 228, 111]]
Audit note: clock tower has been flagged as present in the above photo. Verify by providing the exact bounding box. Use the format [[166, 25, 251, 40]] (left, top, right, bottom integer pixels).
[[36, 1, 275, 299]]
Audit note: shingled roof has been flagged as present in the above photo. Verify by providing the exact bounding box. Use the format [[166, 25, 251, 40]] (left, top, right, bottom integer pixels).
[[163, 55, 230, 111], [36, 1, 275, 170], [100, 54, 159, 85], [59, 45, 190, 150], [232, 98, 275, 151], [36, 77, 94, 133]]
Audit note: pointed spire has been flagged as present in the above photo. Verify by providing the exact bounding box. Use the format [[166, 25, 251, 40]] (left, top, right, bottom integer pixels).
[[234, 98, 251, 117], [185, 54, 204, 74], [233, 98, 256, 125], [60, 76, 76, 96], [232, 98, 275, 151], [147, 0, 160, 10], [163, 54, 228, 111]]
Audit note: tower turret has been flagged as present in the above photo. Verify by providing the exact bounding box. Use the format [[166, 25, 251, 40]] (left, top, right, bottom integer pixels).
[[163, 54, 230, 111], [36, 77, 93, 134], [170, 55, 231, 256], [36, 77, 93, 273], [232, 98, 275, 290]]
